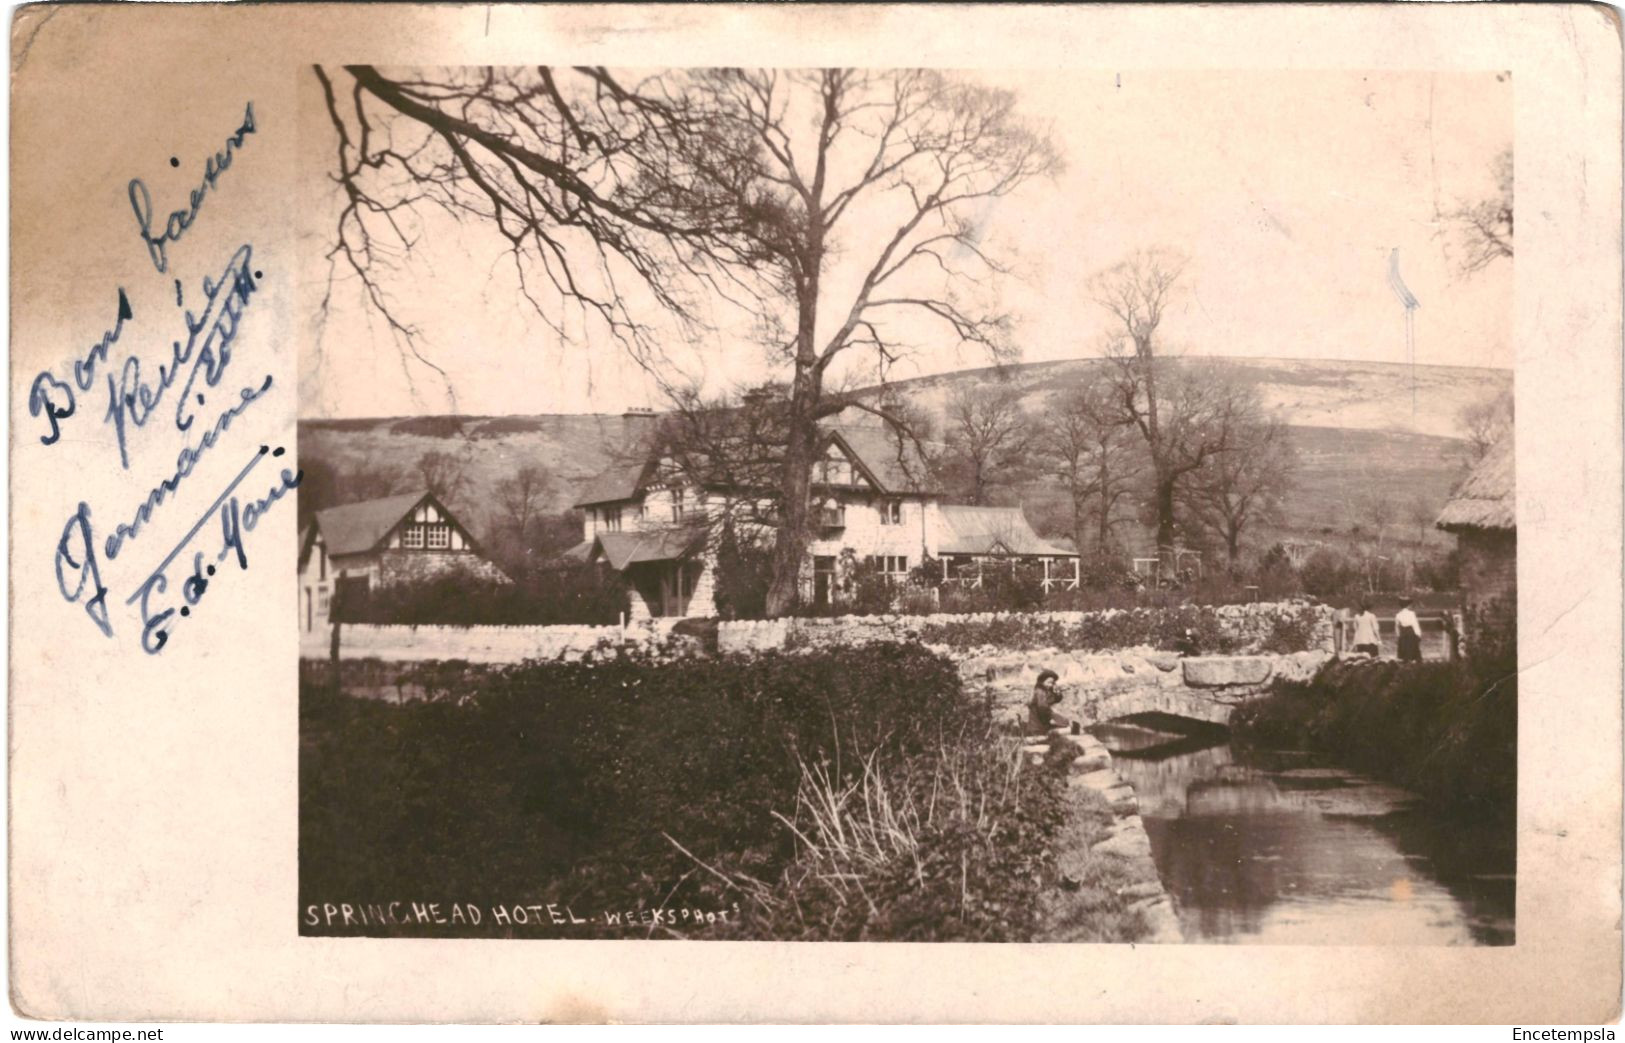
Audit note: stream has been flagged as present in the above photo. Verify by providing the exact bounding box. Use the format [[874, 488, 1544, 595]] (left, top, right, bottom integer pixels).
[[1092, 720, 1515, 945]]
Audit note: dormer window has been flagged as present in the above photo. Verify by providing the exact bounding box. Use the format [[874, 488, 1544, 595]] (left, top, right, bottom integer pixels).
[[671, 488, 685, 522], [605, 507, 623, 533]]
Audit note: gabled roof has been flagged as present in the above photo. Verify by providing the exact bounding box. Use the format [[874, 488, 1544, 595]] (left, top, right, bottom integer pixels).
[[592, 528, 705, 569], [824, 424, 940, 496], [937, 505, 1074, 557], [570, 421, 941, 507], [573, 458, 656, 508], [1437, 440, 1515, 533], [311, 490, 440, 557]]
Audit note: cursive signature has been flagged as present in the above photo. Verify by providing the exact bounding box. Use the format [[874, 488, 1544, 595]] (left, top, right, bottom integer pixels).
[[127, 444, 300, 655], [103, 373, 274, 561]]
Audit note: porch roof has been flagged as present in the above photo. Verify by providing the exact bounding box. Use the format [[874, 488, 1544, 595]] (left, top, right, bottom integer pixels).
[[937, 505, 1074, 557], [594, 528, 705, 570]]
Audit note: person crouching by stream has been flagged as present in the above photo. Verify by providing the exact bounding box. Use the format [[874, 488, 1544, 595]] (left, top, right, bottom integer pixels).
[[1028, 669, 1073, 735]]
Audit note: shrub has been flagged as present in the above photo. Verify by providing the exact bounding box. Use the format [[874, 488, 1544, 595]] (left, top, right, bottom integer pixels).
[[334, 566, 628, 626], [1078, 551, 1140, 592], [303, 644, 975, 927], [1232, 651, 1516, 820], [1299, 547, 1355, 597], [712, 527, 773, 620]]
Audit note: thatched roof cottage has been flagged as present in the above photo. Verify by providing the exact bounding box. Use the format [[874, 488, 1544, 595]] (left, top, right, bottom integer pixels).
[[1436, 439, 1515, 650]]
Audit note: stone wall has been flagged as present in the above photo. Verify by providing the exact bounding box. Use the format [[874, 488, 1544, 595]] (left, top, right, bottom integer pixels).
[[1028, 727, 1182, 942], [718, 601, 1336, 656], [304, 619, 692, 664]]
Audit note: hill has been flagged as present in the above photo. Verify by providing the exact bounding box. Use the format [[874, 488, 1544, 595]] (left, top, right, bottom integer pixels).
[[298, 356, 1509, 553]]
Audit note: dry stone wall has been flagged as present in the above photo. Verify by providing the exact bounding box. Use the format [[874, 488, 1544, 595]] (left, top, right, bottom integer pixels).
[[716, 601, 1335, 656], [307, 619, 693, 664]]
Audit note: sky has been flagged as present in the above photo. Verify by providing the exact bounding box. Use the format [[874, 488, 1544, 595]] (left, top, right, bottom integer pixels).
[[298, 69, 1512, 419]]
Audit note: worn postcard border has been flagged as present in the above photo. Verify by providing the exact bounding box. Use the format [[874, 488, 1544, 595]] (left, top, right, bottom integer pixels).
[[8, 2, 1622, 1024]]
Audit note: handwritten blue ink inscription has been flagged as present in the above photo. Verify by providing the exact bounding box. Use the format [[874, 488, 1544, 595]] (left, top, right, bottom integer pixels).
[[129, 102, 257, 274], [128, 445, 301, 655], [35, 99, 282, 659]]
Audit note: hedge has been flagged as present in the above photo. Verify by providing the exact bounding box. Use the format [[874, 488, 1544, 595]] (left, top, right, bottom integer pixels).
[[300, 643, 1107, 941]]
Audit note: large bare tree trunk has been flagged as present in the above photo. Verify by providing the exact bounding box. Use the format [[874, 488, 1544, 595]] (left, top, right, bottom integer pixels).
[[1154, 476, 1178, 553], [764, 247, 824, 618], [765, 404, 815, 616]]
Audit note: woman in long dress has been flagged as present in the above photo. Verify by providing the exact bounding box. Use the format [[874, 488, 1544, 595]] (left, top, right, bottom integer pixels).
[[1395, 596, 1424, 662]]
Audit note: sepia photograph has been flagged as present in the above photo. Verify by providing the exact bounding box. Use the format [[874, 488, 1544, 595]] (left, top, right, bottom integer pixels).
[[293, 65, 1517, 945]]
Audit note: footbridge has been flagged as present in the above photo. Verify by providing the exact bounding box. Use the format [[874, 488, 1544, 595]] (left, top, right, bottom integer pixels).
[[962, 649, 1332, 729]]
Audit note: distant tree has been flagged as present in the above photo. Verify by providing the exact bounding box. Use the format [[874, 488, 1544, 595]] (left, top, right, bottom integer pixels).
[[1091, 248, 1227, 551], [415, 450, 470, 503], [1457, 389, 1514, 462], [1406, 494, 1437, 548], [1181, 413, 1296, 567], [345, 461, 408, 502], [943, 385, 1032, 505], [1444, 148, 1513, 275], [1038, 381, 1141, 552], [296, 456, 341, 530], [493, 464, 553, 577], [1361, 492, 1397, 554]]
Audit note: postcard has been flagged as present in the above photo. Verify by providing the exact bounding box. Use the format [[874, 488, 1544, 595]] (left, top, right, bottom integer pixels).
[[10, 2, 1621, 1024]]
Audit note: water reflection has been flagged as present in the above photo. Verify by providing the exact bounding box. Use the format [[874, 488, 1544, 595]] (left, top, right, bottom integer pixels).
[[1095, 723, 1514, 946]]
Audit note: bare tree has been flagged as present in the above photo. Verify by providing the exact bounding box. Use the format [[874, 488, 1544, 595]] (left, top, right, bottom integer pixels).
[[1089, 248, 1198, 551], [318, 67, 1057, 617], [691, 70, 1059, 615], [1361, 491, 1397, 553], [494, 464, 552, 545], [1457, 389, 1514, 462], [345, 461, 408, 502], [1180, 411, 1296, 567], [415, 450, 470, 503], [1038, 379, 1141, 552], [1443, 148, 1513, 275], [313, 66, 764, 382], [1405, 494, 1436, 548], [943, 385, 1032, 505]]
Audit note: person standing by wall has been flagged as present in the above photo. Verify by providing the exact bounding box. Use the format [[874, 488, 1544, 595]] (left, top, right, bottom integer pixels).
[[1352, 601, 1382, 658], [1394, 595, 1424, 662]]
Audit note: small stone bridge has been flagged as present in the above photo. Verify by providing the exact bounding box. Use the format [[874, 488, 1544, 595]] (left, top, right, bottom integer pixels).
[[961, 648, 1333, 728]]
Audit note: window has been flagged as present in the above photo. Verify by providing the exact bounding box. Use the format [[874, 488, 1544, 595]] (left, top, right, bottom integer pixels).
[[817, 447, 853, 486], [880, 499, 902, 525], [868, 555, 909, 580], [605, 507, 622, 533], [317, 589, 330, 614], [671, 488, 685, 522], [401, 524, 425, 549], [427, 524, 451, 550]]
